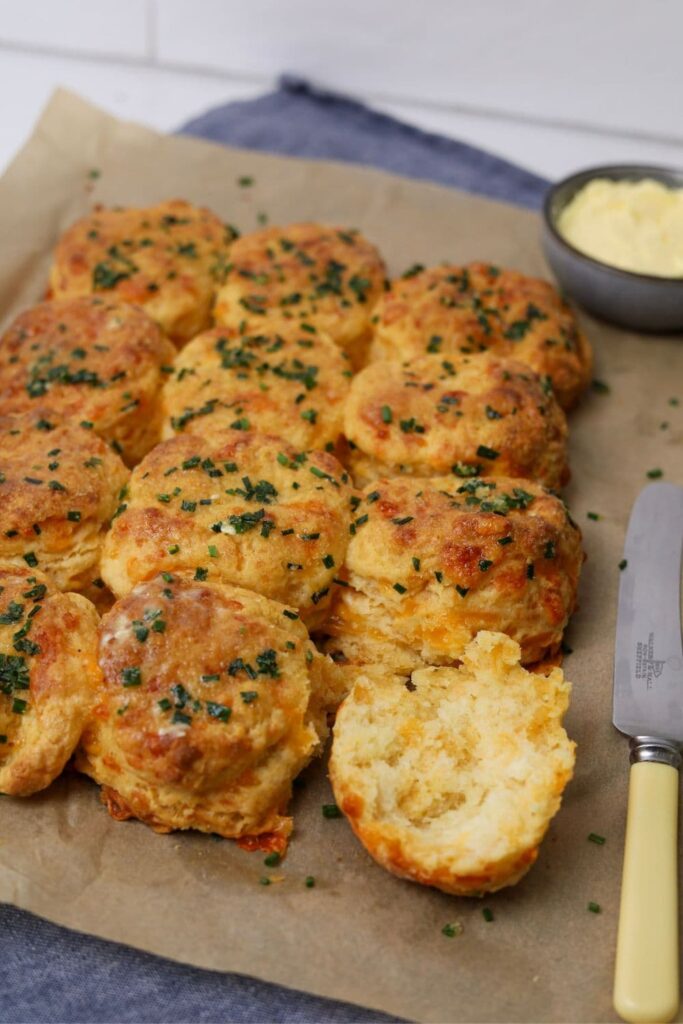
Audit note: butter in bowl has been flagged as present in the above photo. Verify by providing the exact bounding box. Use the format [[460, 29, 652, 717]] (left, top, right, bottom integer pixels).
[[542, 164, 683, 332]]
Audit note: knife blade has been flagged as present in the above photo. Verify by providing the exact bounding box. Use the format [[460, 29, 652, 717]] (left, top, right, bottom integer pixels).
[[612, 482, 683, 1024], [613, 482, 683, 741]]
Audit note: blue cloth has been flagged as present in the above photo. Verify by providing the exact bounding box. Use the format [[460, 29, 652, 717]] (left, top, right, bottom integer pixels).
[[181, 76, 548, 210], [1, 77, 548, 1023]]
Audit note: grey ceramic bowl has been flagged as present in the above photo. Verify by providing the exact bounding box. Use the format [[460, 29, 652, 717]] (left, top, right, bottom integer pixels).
[[542, 164, 683, 332]]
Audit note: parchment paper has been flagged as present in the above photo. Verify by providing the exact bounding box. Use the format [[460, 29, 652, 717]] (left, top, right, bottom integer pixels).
[[1, 89, 682, 1024]]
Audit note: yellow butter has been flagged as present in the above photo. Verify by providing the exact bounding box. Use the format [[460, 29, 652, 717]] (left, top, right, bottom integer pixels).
[[558, 178, 683, 278]]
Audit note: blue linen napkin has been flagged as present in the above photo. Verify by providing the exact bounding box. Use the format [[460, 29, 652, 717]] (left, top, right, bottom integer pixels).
[[181, 75, 548, 210], [1, 76, 549, 1023]]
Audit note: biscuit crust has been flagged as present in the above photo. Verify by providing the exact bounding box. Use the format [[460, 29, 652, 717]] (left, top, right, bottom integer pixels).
[[326, 475, 583, 668], [0, 564, 100, 796], [344, 353, 569, 488], [160, 324, 351, 450], [100, 430, 353, 627], [49, 199, 235, 344], [0, 412, 128, 591], [76, 574, 328, 839], [0, 297, 176, 465], [330, 631, 575, 895], [369, 262, 592, 409], [214, 223, 386, 367]]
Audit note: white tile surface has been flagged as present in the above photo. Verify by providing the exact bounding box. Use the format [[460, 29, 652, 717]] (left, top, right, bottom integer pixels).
[[156, 0, 683, 141], [0, 0, 150, 59], [0, 49, 266, 175], [375, 97, 683, 181]]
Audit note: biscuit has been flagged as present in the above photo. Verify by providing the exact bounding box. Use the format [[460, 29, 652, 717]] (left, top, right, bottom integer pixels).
[[0, 297, 176, 465], [100, 430, 353, 628], [326, 475, 583, 671], [49, 199, 235, 345], [76, 573, 332, 840], [344, 353, 569, 488], [214, 223, 385, 367], [160, 324, 351, 451], [369, 262, 592, 409], [329, 630, 575, 895], [0, 412, 128, 592], [0, 564, 100, 796]]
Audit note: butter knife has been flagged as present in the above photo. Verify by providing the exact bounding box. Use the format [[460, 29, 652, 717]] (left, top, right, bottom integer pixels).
[[613, 482, 683, 1023]]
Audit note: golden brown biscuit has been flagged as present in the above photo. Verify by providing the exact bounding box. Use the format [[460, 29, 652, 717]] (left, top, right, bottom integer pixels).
[[49, 199, 235, 345], [100, 430, 353, 628], [0, 564, 100, 796], [160, 324, 352, 451], [344, 352, 569, 488], [0, 412, 128, 592], [325, 475, 583, 672], [214, 223, 386, 367], [0, 297, 176, 465], [76, 573, 331, 840], [369, 262, 592, 409], [330, 630, 575, 896]]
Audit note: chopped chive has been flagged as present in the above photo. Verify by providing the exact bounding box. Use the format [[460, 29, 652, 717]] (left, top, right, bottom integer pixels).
[[587, 901, 601, 914], [412, 556, 421, 571], [482, 907, 494, 922], [305, 875, 315, 888], [393, 582, 407, 594], [588, 833, 606, 845], [619, 559, 628, 571], [380, 405, 392, 424], [442, 922, 463, 938], [476, 445, 500, 460], [264, 852, 281, 867], [646, 468, 663, 479], [587, 511, 600, 521], [455, 585, 469, 598], [121, 667, 141, 687], [322, 803, 342, 819]]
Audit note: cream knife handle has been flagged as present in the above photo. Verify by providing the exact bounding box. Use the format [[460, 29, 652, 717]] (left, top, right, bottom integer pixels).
[[614, 754, 680, 1024]]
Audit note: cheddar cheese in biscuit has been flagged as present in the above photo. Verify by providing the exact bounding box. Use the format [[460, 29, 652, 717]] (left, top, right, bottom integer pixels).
[[0, 297, 176, 465], [77, 573, 331, 840], [49, 199, 235, 345], [0, 412, 128, 592], [369, 262, 592, 409], [100, 430, 352, 627], [161, 324, 351, 451], [330, 630, 575, 895], [344, 353, 569, 488], [214, 223, 385, 367], [326, 475, 583, 674], [0, 564, 100, 796]]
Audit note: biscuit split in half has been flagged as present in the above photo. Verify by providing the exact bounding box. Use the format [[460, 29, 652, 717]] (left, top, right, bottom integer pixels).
[[161, 323, 352, 452], [100, 429, 353, 628], [77, 573, 334, 841], [0, 412, 129, 592], [49, 199, 235, 345], [214, 223, 386, 368], [0, 297, 176, 465], [0, 564, 100, 796], [325, 474, 583, 682], [330, 630, 575, 896], [344, 352, 569, 488], [369, 262, 592, 409]]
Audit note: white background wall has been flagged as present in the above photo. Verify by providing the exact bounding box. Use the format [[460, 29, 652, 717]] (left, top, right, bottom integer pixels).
[[1, 0, 682, 179]]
